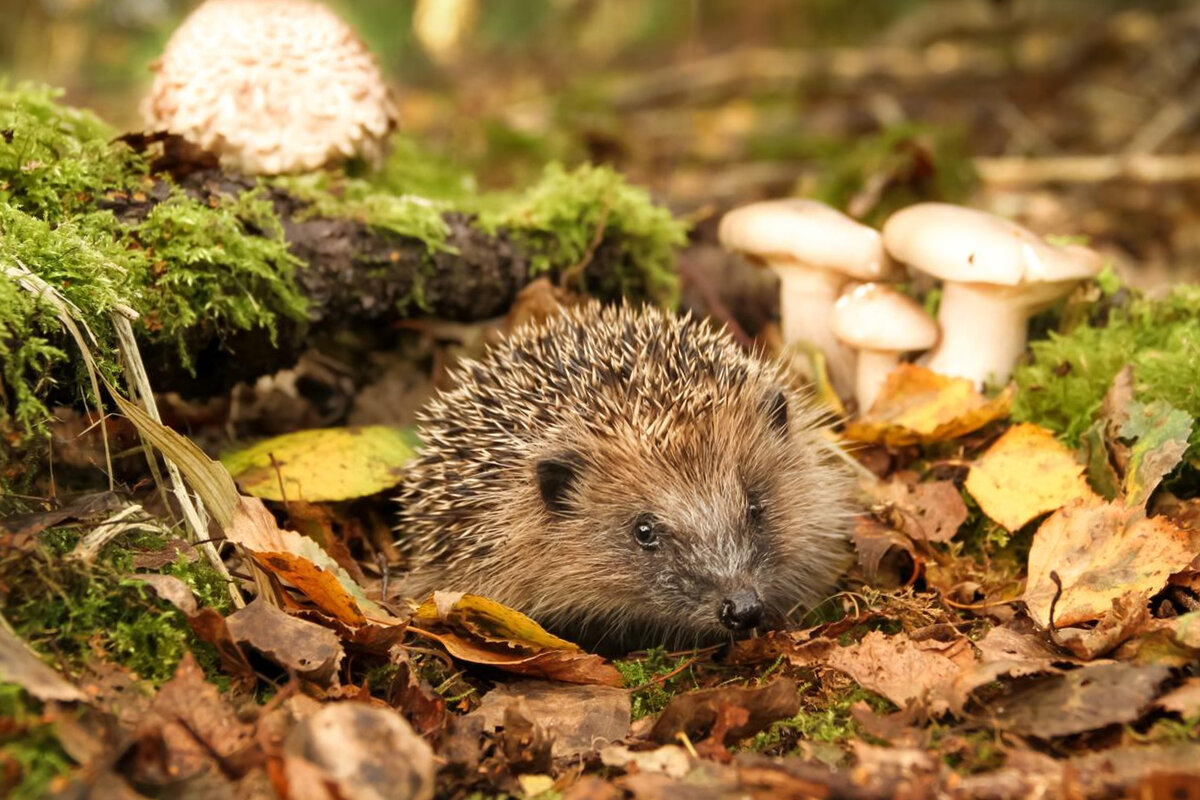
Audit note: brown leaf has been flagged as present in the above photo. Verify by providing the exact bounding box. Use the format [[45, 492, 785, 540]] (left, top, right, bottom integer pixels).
[[1156, 678, 1200, 717], [842, 365, 1013, 447], [851, 515, 920, 588], [131, 574, 199, 616], [225, 496, 401, 627], [413, 592, 623, 686], [868, 478, 968, 543], [649, 679, 800, 748], [825, 630, 977, 712], [1024, 497, 1200, 628], [469, 680, 630, 758], [1053, 589, 1152, 659], [990, 662, 1170, 737], [283, 701, 435, 800], [0, 625, 85, 702], [225, 599, 344, 685], [131, 653, 259, 787], [965, 423, 1095, 531]]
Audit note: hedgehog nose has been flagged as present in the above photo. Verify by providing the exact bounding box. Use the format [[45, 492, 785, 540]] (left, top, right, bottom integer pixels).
[[719, 590, 763, 631]]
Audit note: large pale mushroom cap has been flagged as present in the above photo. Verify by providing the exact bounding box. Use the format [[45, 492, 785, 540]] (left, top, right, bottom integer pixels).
[[832, 283, 939, 352], [718, 199, 895, 281], [882, 203, 1103, 289], [142, 0, 399, 175]]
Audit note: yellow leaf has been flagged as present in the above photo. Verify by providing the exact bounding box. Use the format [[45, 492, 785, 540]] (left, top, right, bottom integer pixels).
[[965, 423, 1096, 531], [1024, 497, 1200, 629], [842, 365, 1013, 446], [412, 592, 624, 686], [222, 426, 417, 503]]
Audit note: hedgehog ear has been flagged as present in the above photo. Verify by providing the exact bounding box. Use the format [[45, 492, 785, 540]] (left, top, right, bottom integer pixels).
[[537, 453, 581, 514], [765, 390, 788, 435]]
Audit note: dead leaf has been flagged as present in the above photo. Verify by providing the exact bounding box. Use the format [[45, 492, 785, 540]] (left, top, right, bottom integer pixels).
[[225, 599, 344, 685], [224, 496, 401, 627], [851, 515, 920, 588], [825, 629, 977, 712], [130, 653, 258, 787], [283, 701, 435, 800], [131, 574, 199, 616], [1024, 497, 1200, 628], [1120, 400, 1194, 507], [469, 680, 630, 758], [990, 663, 1171, 737], [649, 679, 800, 748], [412, 592, 623, 686], [0, 625, 85, 702], [1156, 678, 1200, 717], [867, 478, 968, 543], [600, 744, 693, 778], [1053, 589, 1152, 660], [842, 365, 1013, 446], [965, 423, 1095, 531]]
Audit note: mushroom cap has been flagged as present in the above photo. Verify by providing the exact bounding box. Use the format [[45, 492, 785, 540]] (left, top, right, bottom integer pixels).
[[882, 203, 1103, 288], [831, 283, 939, 351], [142, 0, 399, 175], [718, 199, 895, 281]]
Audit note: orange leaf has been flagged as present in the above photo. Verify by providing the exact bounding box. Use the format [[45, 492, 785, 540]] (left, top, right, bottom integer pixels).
[[843, 365, 1012, 446]]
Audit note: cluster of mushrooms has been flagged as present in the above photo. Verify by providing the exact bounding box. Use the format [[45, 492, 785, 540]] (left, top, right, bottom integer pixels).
[[719, 199, 1105, 411]]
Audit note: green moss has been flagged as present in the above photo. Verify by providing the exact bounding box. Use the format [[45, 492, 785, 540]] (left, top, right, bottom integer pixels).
[[1013, 283, 1200, 460], [0, 685, 77, 800], [482, 163, 686, 307], [745, 683, 893, 754], [616, 647, 700, 720], [0, 527, 228, 685]]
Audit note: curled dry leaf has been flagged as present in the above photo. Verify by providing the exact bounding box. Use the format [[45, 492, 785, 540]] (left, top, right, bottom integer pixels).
[[469, 680, 631, 758], [867, 478, 968, 543], [283, 702, 435, 800], [412, 592, 623, 686], [842, 365, 1013, 447], [648, 678, 800, 749], [600, 744, 693, 779], [852, 515, 921, 589], [965, 423, 1095, 531], [225, 599, 344, 685], [224, 496, 401, 627], [1024, 497, 1200, 629], [825, 629, 977, 713], [222, 425, 417, 503], [1155, 677, 1200, 717]]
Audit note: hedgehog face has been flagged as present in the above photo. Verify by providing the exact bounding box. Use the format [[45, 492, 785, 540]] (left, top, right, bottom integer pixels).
[[528, 391, 850, 651]]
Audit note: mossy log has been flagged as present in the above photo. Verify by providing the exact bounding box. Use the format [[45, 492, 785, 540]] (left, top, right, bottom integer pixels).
[[1, 86, 686, 429]]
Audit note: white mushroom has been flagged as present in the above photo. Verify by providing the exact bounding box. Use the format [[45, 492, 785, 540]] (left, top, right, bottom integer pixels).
[[831, 283, 939, 412], [142, 0, 399, 175], [718, 199, 895, 396], [882, 203, 1103, 386]]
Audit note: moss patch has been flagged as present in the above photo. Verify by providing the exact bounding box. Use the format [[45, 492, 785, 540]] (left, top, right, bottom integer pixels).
[[1013, 283, 1200, 462], [1, 527, 229, 685]]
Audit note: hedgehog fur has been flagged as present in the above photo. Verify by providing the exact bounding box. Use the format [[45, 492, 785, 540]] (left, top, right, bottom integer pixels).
[[396, 303, 855, 651]]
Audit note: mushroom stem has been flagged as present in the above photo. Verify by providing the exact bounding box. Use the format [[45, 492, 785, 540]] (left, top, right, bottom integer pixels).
[[925, 282, 1032, 386], [773, 265, 855, 396], [855, 350, 901, 412]]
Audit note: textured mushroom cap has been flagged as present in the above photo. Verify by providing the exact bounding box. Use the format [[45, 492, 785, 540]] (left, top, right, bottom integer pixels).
[[142, 0, 398, 175], [831, 283, 939, 351], [882, 203, 1103, 287], [718, 199, 895, 281]]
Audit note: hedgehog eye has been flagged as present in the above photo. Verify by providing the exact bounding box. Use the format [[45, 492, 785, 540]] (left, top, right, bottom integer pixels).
[[747, 492, 764, 524], [632, 514, 660, 549]]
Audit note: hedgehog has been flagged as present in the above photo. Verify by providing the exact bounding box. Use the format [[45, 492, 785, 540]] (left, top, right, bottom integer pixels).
[[396, 303, 855, 651]]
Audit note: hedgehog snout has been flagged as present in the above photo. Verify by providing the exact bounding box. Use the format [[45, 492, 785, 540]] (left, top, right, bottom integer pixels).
[[718, 588, 764, 631]]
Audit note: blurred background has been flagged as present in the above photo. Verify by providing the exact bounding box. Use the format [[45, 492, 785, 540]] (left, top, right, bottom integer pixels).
[[3, 0, 1200, 288]]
